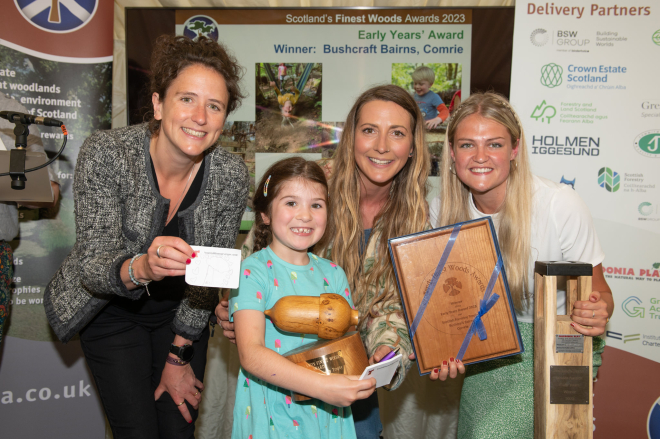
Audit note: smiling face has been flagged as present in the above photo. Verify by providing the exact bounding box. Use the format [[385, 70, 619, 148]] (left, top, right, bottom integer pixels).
[[413, 80, 432, 96], [281, 100, 294, 117], [450, 113, 519, 212], [354, 100, 414, 191], [261, 177, 328, 265], [152, 64, 229, 161]]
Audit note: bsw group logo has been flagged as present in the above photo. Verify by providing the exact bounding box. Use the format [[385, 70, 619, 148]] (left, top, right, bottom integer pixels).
[[15, 0, 97, 33], [530, 28, 549, 46]]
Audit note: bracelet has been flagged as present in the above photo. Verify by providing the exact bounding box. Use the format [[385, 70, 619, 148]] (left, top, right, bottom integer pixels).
[[128, 254, 152, 296], [165, 356, 189, 366]]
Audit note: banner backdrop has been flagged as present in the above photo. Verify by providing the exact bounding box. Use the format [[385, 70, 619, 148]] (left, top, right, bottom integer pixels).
[[0, 1, 113, 437], [510, 2, 660, 437], [174, 8, 473, 226]]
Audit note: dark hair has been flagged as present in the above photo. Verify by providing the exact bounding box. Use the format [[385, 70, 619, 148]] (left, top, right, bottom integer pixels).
[[147, 34, 245, 135], [252, 157, 329, 252]]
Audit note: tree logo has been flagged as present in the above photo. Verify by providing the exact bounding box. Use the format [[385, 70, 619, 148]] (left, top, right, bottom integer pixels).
[[540, 63, 563, 88], [530, 28, 549, 46], [442, 277, 462, 296], [597, 167, 620, 192], [15, 0, 97, 33], [622, 296, 644, 318], [183, 15, 219, 42], [639, 202, 653, 216], [530, 100, 556, 123], [653, 29, 660, 46], [634, 130, 660, 158]]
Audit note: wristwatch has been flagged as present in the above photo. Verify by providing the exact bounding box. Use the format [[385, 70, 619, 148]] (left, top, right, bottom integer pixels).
[[169, 343, 194, 365]]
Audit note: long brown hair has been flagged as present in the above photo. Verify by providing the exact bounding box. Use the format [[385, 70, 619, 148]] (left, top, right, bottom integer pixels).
[[316, 85, 429, 324], [252, 157, 329, 252], [438, 91, 533, 310]]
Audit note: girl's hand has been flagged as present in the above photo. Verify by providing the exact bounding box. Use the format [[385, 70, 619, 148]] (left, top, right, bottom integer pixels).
[[319, 374, 376, 407], [571, 290, 608, 336], [408, 353, 466, 381], [154, 361, 204, 423], [141, 237, 196, 282], [214, 300, 236, 343]]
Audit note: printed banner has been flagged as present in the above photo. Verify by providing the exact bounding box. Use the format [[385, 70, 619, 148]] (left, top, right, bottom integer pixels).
[[175, 9, 473, 227], [510, 2, 660, 437], [0, 0, 113, 437]]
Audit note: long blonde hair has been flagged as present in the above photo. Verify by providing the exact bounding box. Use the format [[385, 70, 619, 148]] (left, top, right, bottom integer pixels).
[[316, 85, 429, 323], [438, 92, 533, 310]]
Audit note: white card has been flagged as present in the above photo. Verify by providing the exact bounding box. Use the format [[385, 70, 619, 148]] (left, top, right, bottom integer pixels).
[[358, 354, 402, 388], [185, 246, 241, 289]]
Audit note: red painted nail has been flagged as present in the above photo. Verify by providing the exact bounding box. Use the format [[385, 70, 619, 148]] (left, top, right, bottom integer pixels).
[[433, 368, 439, 373], [570, 323, 575, 328], [191, 252, 197, 258], [443, 361, 448, 366], [456, 359, 461, 364], [188, 420, 192, 424], [186, 259, 191, 265], [450, 357, 455, 362]]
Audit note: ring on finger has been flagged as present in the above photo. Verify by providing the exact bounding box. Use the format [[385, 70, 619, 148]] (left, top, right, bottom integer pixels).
[[194, 391, 199, 396], [157, 245, 165, 258], [592, 310, 595, 318], [177, 401, 185, 407]]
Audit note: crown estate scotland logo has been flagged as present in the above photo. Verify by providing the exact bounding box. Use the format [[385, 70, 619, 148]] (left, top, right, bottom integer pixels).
[[598, 167, 620, 192], [653, 29, 660, 46], [530, 28, 549, 46], [15, 0, 97, 33], [634, 130, 660, 158], [540, 63, 563, 88]]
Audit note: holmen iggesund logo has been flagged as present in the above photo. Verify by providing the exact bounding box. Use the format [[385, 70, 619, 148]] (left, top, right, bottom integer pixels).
[[634, 130, 660, 158], [540, 63, 563, 88], [598, 167, 620, 192], [15, 0, 97, 33]]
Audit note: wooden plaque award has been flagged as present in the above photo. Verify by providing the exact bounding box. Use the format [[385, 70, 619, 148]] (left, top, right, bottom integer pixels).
[[267, 293, 369, 401], [389, 218, 523, 374], [534, 261, 593, 439]]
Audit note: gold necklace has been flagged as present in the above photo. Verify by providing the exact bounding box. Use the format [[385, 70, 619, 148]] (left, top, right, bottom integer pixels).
[[166, 162, 197, 224]]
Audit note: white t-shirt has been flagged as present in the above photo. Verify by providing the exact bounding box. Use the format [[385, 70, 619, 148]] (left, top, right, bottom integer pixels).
[[429, 175, 605, 323]]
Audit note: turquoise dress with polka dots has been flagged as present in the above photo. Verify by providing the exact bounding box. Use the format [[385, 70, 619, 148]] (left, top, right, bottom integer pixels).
[[229, 246, 357, 439]]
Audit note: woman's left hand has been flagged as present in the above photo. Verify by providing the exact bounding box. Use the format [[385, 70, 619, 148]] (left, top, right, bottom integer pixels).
[[570, 290, 608, 336], [154, 361, 204, 423], [408, 352, 466, 381]]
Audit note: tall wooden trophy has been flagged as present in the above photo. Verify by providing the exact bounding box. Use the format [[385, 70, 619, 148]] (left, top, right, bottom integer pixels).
[[265, 293, 370, 401], [534, 261, 593, 439]]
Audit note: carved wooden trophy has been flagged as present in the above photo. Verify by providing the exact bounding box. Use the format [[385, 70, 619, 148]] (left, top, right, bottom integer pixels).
[[266, 293, 369, 401], [534, 261, 593, 439]]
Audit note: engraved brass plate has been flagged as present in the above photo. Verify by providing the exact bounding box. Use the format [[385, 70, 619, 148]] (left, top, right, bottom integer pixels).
[[550, 365, 589, 404], [555, 334, 584, 353], [306, 350, 345, 374]]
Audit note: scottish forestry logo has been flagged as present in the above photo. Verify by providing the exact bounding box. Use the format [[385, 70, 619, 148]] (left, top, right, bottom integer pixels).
[[15, 0, 97, 33], [634, 130, 660, 158], [530, 100, 556, 123], [540, 63, 563, 88], [598, 167, 620, 192], [183, 15, 219, 42], [530, 28, 549, 46]]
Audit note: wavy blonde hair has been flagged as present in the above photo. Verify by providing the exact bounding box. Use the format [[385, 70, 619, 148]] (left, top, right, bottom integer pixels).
[[438, 92, 533, 310], [316, 85, 429, 324]]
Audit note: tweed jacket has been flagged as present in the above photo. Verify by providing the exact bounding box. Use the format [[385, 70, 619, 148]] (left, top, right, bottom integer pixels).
[[45, 124, 249, 342]]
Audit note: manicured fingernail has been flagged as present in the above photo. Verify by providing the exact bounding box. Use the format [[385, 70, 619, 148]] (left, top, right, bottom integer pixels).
[[433, 368, 439, 373], [570, 323, 575, 328], [188, 420, 192, 424], [443, 361, 448, 366], [450, 357, 455, 362], [456, 359, 461, 364], [186, 259, 191, 264], [191, 252, 197, 258]]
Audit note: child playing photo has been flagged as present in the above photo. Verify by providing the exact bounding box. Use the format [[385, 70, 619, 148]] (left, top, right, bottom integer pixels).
[[229, 157, 376, 438], [411, 65, 450, 129]]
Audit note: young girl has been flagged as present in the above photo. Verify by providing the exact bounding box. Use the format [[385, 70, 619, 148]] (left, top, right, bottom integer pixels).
[[229, 157, 376, 438]]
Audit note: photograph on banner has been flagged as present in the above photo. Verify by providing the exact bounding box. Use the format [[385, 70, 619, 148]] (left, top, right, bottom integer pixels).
[[392, 62, 462, 176], [0, 45, 112, 342], [255, 62, 323, 151]]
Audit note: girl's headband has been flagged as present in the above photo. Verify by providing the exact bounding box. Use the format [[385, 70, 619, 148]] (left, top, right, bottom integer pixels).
[[263, 175, 271, 197]]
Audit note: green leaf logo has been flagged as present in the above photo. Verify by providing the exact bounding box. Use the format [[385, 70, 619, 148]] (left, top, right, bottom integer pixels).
[[597, 167, 620, 192], [540, 63, 563, 88]]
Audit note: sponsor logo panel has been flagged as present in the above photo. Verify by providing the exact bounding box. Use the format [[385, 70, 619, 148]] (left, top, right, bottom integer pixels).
[[14, 0, 97, 34]]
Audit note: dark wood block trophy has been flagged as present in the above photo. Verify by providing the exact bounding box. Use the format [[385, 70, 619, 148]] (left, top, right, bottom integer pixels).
[[265, 293, 369, 401], [534, 262, 593, 439]]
